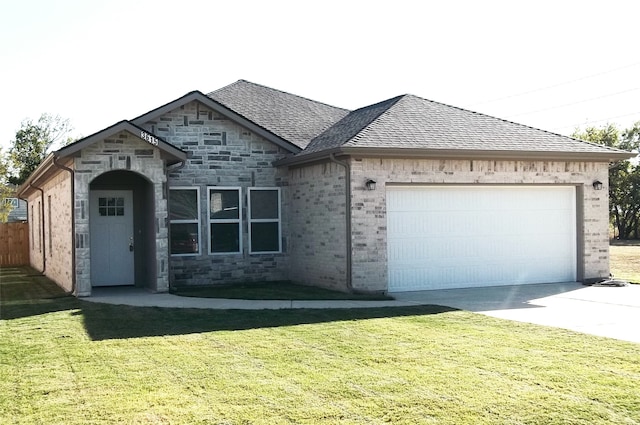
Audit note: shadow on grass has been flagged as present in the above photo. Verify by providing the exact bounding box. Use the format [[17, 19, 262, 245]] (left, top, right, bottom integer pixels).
[[0, 267, 80, 319], [1, 267, 456, 341], [77, 302, 456, 341]]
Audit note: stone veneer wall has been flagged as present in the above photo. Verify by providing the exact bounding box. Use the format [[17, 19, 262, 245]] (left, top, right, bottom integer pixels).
[[140, 100, 290, 286], [349, 157, 610, 292], [288, 161, 348, 291], [74, 132, 168, 296]]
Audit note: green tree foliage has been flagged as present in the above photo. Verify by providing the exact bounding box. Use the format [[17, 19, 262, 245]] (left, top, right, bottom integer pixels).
[[8, 113, 73, 185], [0, 148, 14, 222], [573, 122, 640, 239]]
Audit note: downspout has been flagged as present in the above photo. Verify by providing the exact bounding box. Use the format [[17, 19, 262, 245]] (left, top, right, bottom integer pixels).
[[328, 153, 353, 292], [165, 160, 186, 292], [28, 183, 46, 274], [52, 156, 76, 295]]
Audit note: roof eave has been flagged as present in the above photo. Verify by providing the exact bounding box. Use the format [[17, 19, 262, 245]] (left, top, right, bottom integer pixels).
[[131, 90, 302, 154], [274, 146, 634, 167], [341, 147, 635, 162], [273, 148, 343, 167], [16, 154, 58, 198]]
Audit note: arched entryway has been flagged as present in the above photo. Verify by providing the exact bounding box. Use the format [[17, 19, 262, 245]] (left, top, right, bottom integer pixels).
[[89, 170, 156, 289]]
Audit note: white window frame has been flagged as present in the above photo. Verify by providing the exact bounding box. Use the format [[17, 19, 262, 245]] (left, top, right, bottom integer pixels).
[[169, 186, 201, 257], [207, 186, 242, 255], [248, 187, 282, 254]]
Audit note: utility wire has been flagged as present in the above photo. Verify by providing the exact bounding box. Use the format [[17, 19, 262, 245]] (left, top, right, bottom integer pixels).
[[465, 61, 640, 108], [552, 111, 640, 132], [505, 87, 640, 119]]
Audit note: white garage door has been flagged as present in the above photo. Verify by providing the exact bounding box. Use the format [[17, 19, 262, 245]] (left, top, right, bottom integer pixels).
[[387, 186, 577, 291]]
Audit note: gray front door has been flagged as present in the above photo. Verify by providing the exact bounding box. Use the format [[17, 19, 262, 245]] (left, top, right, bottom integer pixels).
[[90, 190, 134, 286]]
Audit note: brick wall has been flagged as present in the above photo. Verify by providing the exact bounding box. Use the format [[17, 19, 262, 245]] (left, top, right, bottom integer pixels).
[[349, 157, 610, 291], [26, 193, 43, 272], [288, 161, 348, 291], [140, 100, 291, 286], [23, 168, 73, 291], [42, 169, 73, 291]]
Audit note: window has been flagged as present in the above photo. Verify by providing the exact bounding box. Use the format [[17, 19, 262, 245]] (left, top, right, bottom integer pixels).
[[169, 187, 201, 256], [98, 197, 124, 216], [208, 187, 241, 254], [248, 188, 281, 254], [36, 200, 41, 253], [30, 205, 34, 246], [47, 196, 52, 255]]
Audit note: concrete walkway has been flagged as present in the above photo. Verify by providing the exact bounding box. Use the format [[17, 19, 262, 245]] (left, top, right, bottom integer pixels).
[[86, 282, 640, 344], [87, 287, 422, 310]]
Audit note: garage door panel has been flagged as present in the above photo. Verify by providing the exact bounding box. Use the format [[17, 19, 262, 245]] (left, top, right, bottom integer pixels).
[[387, 186, 577, 291]]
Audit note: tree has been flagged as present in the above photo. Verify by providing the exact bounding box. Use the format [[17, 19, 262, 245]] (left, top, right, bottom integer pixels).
[[8, 113, 73, 185], [0, 148, 14, 222], [572, 122, 640, 239]]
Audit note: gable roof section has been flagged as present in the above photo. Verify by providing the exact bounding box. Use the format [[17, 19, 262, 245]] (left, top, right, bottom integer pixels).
[[17, 121, 187, 199], [207, 80, 350, 149], [58, 120, 186, 164], [283, 94, 632, 164], [131, 90, 303, 153]]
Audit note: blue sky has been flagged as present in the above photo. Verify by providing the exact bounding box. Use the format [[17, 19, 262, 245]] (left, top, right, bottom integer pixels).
[[1, 0, 639, 151]]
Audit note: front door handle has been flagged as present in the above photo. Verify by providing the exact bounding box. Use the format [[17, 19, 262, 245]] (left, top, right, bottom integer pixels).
[[129, 237, 134, 252]]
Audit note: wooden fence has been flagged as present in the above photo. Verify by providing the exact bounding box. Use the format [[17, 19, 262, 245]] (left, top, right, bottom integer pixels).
[[0, 222, 29, 266]]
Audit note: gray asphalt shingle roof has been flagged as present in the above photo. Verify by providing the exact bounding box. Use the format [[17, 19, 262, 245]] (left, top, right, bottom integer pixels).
[[302, 96, 403, 154], [207, 80, 349, 149], [206, 80, 629, 160], [303, 94, 627, 156]]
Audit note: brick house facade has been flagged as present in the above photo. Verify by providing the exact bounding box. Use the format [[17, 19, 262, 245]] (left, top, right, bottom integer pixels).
[[17, 80, 631, 296]]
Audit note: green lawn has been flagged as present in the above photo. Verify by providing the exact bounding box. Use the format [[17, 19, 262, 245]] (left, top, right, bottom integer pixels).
[[610, 240, 640, 283], [1, 267, 639, 424]]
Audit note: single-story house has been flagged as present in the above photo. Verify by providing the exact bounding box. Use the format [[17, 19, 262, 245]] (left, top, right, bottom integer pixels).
[[17, 80, 632, 296]]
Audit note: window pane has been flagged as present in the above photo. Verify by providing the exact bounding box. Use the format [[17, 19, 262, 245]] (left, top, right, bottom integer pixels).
[[210, 190, 239, 219], [251, 222, 279, 252], [211, 223, 240, 253], [170, 190, 198, 220], [250, 190, 278, 219], [171, 223, 199, 254]]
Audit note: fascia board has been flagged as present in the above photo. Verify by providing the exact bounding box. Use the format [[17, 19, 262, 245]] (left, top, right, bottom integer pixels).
[[131, 91, 301, 154], [274, 147, 635, 167]]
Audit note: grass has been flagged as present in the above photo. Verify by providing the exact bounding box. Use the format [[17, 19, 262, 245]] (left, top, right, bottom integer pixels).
[[171, 281, 392, 300], [2, 267, 640, 424], [610, 240, 640, 283]]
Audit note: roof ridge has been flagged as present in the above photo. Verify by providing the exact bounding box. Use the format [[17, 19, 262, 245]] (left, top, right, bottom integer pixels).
[[207, 79, 350, 113], [300, 95, 405, 154], [347, 95, 407, 145]]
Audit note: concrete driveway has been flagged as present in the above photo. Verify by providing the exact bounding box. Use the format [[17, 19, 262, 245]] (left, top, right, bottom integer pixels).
[[391, 282, 640, 344]]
